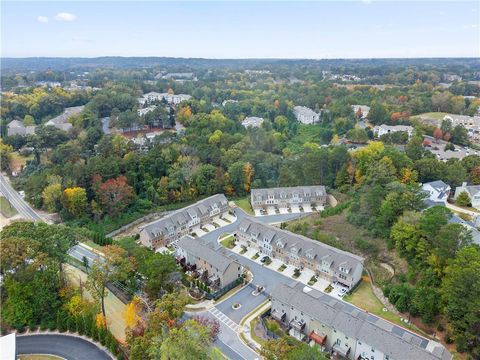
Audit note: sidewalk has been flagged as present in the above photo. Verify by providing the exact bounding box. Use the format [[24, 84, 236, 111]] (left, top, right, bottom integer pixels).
[[239, 300, 271, 352]]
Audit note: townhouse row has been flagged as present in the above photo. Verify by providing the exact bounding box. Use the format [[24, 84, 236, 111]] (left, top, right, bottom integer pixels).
[[139, 194, 229, 250], [271, 282, 451, 360], [235, 217, 364, 289], [250, 185, 327, 210]]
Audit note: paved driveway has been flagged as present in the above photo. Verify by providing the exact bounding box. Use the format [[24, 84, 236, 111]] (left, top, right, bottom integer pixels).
[[192, 227, 207, 237], [279, 207, 289, 214], [204, 224, 216, 232], [266, 206, 277, 215], [16, 334, 112, 360], [215, 218, 229, 227], [215, 284, 268, 324], [223, 213, 237, 222], [303, 204, 313, 213], [290, 204, 301, 213]]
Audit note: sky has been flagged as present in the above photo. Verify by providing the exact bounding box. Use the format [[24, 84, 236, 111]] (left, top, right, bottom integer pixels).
[[1, 1, 479, 58]]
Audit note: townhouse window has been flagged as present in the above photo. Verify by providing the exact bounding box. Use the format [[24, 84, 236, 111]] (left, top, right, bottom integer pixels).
[[371, 349, 375, 352], [358, 341, 362, 345]]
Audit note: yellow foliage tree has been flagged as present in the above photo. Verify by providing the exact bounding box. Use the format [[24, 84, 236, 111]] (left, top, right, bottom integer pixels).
[[61, 187, 88, 217], [243, 162, 254, 193], [124, 297, 141, 329], [96, 313, 107, 328]]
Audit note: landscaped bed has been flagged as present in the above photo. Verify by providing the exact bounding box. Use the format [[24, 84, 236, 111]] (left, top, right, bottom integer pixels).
[[220, 235, 236, 249], [234, 197, 254, 215], [278, 264, 287, 272]]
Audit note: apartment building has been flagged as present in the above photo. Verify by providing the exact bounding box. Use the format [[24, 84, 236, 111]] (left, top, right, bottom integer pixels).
[[235, 218, 364, 289], [241, 116, 264, 128], [139, 194, 229, 250], [139, 92, 192, 106], [293, 106, 320, 124], [373, 124, 413, 138], [176, 236, 243, 289], [250, 185, 327, 210], [270, 282, 452, 360]]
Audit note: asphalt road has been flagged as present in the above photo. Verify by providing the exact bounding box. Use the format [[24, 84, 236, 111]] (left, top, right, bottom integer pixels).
[[16, 334, 112, 360], [68, 244, 103, 266], [0, 173, 42, 221]]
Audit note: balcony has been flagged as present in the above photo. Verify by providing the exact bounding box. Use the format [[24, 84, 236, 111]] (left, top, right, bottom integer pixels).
[[289, 319, 305, 332], [271, 309, 286, 323], [332, 344, 351, 359], [309, 331, 326, 347]]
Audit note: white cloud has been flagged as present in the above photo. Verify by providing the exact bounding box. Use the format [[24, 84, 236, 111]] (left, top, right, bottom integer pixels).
[[361, 0, 373, 4], [463, 24, 478, 29], [54, 12, 77, 22], [37, 16, 49, 23]]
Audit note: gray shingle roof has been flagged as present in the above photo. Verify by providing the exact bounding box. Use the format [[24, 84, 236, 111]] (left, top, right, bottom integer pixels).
[[177, 236, 238, 273], [140, 194, 228, 240], [237, 217, 363, 274], [271, 283, 451, 360], [251, 185, 326, 202], [423, 180, 449, 193]]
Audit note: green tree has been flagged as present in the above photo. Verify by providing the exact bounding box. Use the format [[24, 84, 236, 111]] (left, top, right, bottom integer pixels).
[[441, 246, 480, 356], [456, 191, 471, 207], [86, 245, 136, 321], [158, 319, 212, 360]]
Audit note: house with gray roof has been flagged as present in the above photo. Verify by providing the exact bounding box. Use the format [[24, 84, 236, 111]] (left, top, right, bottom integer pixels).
[[251, 185, 326, 210], [241, 116, 264, 128], [293, 106, 320, 124], [270, 282, 452, 360], [44, 105, 84, 132], [449, 215, 480, 246], [454, 182, 480, 210], [235, 218, 364, 289], [7, 120, 36, 137], [421, 180, 451, 205], [139, 194, 229, 250], [176, 236, 243, 289], [351, 105, 370, 119], [373, 124, 413, 139]]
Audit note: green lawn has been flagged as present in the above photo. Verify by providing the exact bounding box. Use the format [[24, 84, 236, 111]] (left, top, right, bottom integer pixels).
[[416, 112, 448, 120], [0, 196, 18, 218], [344, 277, 429, 337], [234, 197, 254, 215], [220, 235, 236, 249]]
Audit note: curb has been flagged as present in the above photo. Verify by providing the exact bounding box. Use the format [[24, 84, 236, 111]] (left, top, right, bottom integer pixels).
[[15, 330, 116, 359]]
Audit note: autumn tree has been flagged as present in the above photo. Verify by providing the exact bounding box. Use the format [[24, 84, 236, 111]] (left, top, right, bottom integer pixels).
[[260, 338, 294, 360], [433, 128, 443, 143], [97, 175, 135, 216], [61, 187, 88, 218], [243, 162, 254, 193], [124, 297, 142, 329], [86, 245, 136, 321]]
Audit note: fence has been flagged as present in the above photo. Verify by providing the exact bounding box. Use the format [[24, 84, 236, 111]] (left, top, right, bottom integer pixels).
[[259, 309, 280, 339], [204, 277, 245, 300], [106, 210, 174, 238]]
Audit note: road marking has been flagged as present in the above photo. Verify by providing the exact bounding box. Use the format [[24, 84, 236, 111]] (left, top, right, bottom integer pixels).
[[208, 307, 239, 332]]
